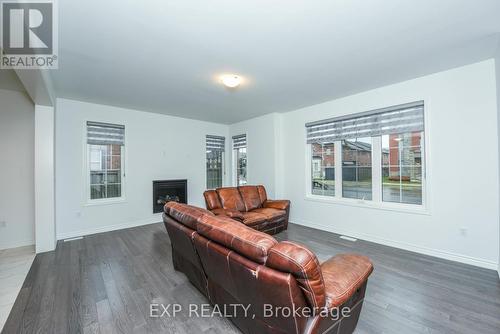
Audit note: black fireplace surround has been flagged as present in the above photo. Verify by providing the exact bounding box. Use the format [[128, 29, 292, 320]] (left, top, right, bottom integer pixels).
[[153, 179, 187, 213]]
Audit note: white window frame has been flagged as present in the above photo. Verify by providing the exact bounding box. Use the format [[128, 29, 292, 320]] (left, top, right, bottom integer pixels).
[[305, 104, 430, 215], [83, 120, 127, 206]]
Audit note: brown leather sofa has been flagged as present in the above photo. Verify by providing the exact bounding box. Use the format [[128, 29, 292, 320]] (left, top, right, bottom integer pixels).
[[163, 202, 373, 334], [204, 185, 290, 235]]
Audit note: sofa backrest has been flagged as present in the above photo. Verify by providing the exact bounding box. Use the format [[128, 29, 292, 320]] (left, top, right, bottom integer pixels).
[[203, 189, 222, 210], [216, 187, 246, 211], [238, 185, 264, 211], [203, 185, 269, 212], [164, 201, 213, 230], [267, 241, 326, 309], [255, 185, 267, 203], [197, 214, 277, 263]]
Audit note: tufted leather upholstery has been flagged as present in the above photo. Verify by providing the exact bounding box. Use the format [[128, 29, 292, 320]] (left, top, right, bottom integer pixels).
[[203, 185, 290, 235], [163, 202, 373, 334]]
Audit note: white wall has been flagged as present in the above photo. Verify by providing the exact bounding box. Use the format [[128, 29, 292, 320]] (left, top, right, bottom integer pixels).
[[229, 113, 282, 198], [270, 60, 499, 269], [55, 98, 228, 239], [0, 89, 35, 250], [35, 105, 56, 253], [495, 49, 500, 275]]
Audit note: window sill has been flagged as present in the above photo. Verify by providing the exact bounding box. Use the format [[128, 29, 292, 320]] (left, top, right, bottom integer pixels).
[[304, 194, 430, 215], [84, 197, 127, 207]]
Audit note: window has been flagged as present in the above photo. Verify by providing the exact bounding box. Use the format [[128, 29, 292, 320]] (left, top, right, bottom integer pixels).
[[382, 132, 423, 205], [87, 121, 125, 201], [306, 101, 425, 207], [232, 134, 247, 186], [311, 142, 335, 196], [206, 135, 225, 189], [342, 137, 372, 200]]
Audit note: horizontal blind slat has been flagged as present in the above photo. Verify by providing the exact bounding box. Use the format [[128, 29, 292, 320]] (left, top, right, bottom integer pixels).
[[206, 135, 225, 152], [306, 102, 424, 143], [232, 134, 247, 149], [87, 121, 125, 146]]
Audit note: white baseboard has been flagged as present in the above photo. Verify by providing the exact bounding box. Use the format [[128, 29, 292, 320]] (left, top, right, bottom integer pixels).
[[291, 219, 499, 271], [0, 238, 35, 251], [56, 215, 162, 240]]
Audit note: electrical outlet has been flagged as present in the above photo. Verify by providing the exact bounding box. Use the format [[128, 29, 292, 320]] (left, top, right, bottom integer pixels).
[[0, 221, 6, 228], [460, 227, 467, 236]]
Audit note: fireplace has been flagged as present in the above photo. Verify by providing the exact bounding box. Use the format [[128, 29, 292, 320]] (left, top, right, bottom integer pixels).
[[153, 179, 187, 213]]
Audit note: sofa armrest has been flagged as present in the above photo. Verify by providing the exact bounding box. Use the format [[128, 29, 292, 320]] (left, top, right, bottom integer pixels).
[[321, 254, 373, 308], [211, 208, 244, 222], [263, 199, 290, 211]]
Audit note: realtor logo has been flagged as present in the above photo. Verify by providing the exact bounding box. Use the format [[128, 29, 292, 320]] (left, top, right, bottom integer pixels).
[[1, 0, 58, 69]]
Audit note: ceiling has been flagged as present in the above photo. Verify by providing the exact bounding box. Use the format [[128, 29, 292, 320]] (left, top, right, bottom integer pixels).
[[53, 0, 500, 124]]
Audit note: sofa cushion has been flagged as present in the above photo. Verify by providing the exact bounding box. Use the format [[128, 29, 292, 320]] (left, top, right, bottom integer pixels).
[[251, 208, 286, 221], [241, 211, 268, 226], [217, 187, 246, 212], [321, 254, 373, 308], [238, 186, 263, 211], [256, 185, 267, 203], [164, 202, 213, 230], [197, 214, 277, 264], [266, 241, 326, 309], [204, 190, 222, 210], [211, 208, 244, 222]]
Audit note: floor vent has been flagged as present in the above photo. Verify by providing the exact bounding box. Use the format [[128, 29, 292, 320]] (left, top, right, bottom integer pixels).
[[339, 235, 357, 242], [64, 236, 83, 242]]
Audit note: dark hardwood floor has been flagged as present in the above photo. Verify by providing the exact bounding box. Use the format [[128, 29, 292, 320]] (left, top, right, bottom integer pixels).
[[2, 222, 500, 334]]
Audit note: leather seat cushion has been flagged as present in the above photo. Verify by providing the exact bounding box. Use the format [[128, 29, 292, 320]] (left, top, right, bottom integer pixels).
[[164, 202, 213, 230], [197, 214, 277, 264], [321, 254, 373, 308], [251, 208, 286, 221], [241, 211, 268, 226]]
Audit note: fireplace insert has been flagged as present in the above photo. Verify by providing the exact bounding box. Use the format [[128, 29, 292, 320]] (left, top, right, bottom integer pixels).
[[153, 179, 187, 213]]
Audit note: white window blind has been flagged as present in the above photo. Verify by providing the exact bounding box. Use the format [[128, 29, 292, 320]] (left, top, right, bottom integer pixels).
[[306, 101, 424, 144], [232, 134, 246, 149], [87, 121, 125, 146], [206, 135, 225, 152]]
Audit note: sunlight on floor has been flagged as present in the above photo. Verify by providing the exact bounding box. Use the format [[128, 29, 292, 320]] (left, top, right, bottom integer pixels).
[[0, 245, 35, 331]]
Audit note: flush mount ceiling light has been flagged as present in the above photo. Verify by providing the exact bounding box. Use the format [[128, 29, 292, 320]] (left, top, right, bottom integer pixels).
[[220, 74, 242, 88]]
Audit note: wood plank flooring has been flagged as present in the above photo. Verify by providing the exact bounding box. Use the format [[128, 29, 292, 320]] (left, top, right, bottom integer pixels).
[[2, 223, 499, 334]]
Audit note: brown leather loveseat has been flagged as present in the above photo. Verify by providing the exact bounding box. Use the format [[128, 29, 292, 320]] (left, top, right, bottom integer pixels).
[[163, 202, 373, 334], [204, 185, 290, 235]]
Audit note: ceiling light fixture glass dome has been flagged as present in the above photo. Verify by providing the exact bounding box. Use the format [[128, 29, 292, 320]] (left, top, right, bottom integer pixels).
[[220, 74, 242, 88]]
